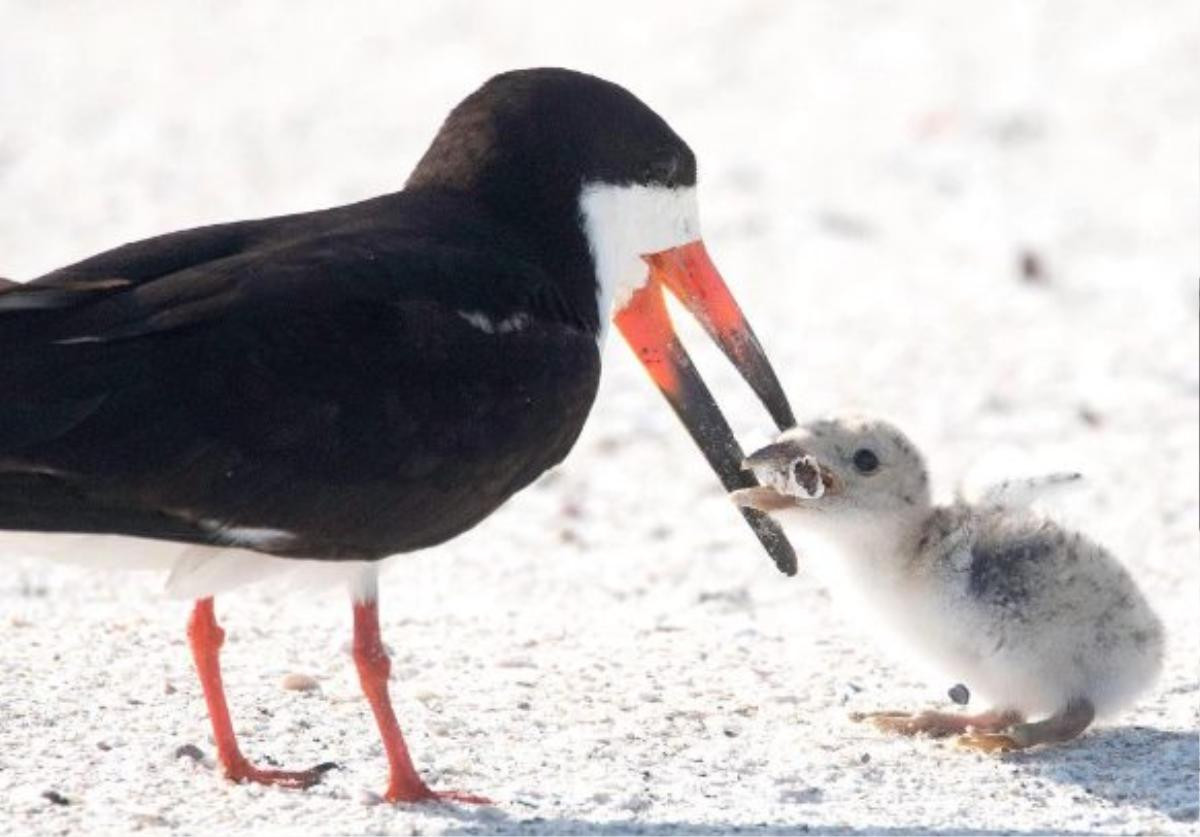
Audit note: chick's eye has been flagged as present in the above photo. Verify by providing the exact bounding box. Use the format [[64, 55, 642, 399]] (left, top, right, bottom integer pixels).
[[852, 448, 879, 474]]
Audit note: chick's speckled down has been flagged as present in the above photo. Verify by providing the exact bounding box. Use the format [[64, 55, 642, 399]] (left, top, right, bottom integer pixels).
[[911, 502, 1163, 719], [738, 415, 1164, 736]]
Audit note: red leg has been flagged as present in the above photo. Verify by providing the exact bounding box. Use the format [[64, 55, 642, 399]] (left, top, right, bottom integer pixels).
[[351, 597, 490, 804], [187, 597, 333, 789]]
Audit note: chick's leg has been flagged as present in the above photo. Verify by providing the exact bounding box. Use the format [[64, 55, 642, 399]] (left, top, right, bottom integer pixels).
[[958, 698, 1094, 752], [852, 708, 1023, 738]]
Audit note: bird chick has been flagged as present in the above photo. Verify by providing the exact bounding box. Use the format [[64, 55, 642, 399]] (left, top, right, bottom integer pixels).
[[734, 415, 1163, 751]]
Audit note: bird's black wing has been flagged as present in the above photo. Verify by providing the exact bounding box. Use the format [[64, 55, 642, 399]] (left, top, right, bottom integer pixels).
[[0, 193, 601, 559]]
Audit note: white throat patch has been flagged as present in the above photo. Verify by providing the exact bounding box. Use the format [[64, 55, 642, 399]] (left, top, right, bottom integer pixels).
[[578, 183, 700, 344]]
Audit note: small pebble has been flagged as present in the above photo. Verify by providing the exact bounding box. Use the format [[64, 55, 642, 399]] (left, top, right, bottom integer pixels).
[[131, 813, 171, 829], [623, 794, 652, 813], [1078, 405, 1104, 427], [281, 672, 320, 692], [174, 743, 205, 762], [1018, 248, 1047, 284], [780, 786, 824, 804]]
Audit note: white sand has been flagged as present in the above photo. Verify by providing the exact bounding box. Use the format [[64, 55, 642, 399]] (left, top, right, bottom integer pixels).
[[1, 2, 1197, 834]]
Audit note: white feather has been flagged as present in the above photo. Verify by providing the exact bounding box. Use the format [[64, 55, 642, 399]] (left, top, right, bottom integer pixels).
[[2, 530, 379, 601], [455, 310, 531, 334], [577, 183, 700, 345], [967, 472, 1084, 510]]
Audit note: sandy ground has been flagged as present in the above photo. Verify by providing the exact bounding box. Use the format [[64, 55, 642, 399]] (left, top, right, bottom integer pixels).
[[1, 2, 1197, 834]]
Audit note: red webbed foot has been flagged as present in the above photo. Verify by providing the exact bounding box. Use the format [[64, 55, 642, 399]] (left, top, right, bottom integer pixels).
[[224, 758, 338, 789]]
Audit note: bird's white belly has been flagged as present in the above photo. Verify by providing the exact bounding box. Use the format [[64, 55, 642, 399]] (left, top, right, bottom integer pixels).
[[0, 530, 377, 600]]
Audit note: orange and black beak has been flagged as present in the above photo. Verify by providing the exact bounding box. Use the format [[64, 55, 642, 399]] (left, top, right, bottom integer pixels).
[[614, 239, 798, 575]]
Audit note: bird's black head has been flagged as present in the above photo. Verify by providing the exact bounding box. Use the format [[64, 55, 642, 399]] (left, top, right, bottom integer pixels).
[[408, 68, 696, 199], [408, 70, 707, 334], [409, 68, 798, 575]]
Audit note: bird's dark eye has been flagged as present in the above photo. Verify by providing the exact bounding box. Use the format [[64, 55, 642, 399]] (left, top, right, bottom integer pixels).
[[852, 448, 880, 474], [645, 156, 680, 188]]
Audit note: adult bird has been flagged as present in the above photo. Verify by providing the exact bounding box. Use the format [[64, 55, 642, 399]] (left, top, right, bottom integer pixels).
[[0, 68, 796, 803]]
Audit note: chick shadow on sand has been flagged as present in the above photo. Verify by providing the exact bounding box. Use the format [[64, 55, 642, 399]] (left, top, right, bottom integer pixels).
[[434, 806, 1099, 837], [441, 818, 1095, 837], [427, 726, 1197, 836], [1000, 724, 1199, 821]]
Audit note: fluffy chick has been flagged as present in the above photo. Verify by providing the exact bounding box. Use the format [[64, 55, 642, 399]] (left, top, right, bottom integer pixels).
[[734, 415, 1163, 751]]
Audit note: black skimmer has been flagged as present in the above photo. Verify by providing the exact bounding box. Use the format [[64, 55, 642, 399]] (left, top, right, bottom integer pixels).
[[1, 68, 796, 803]]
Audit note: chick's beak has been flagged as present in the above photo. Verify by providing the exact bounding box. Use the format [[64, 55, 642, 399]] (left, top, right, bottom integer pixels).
[[741, 442, 800, 473], [733, 442, 804, 512], [614, 239, 798, 576], [730, 485, 796, 512]]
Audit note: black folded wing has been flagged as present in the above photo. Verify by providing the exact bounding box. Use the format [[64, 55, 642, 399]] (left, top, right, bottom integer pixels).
[[0, 193, 600, 559]]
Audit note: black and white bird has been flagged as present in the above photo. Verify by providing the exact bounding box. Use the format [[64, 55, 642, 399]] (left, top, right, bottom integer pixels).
[[734, 415, 1163, 751], [0, 68, 797, 802]]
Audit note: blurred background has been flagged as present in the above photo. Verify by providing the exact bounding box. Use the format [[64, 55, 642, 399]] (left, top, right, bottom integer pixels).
[[1, 2, 1197, 833]]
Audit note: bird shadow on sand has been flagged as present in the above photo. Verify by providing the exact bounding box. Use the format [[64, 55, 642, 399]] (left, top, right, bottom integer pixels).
[[423, 726, 1198, 835], [432, 805, 1094, 836], [1000, 724, 1199, 822], [435, 810, 1096, 836]]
